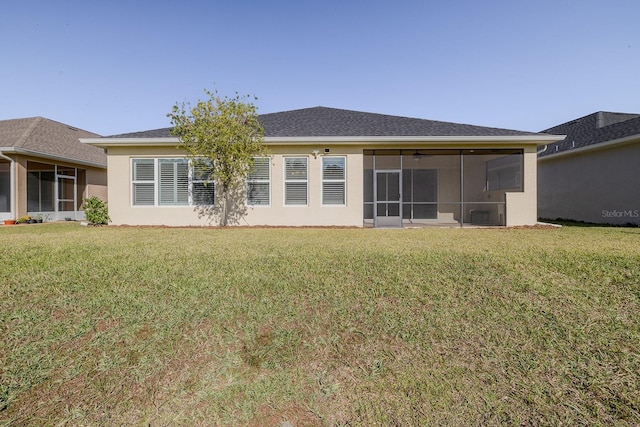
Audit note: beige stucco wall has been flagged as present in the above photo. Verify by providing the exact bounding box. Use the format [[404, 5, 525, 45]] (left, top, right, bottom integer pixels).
[[105, 142, 541, 227], [538, 141, 640, 225], [106, 145, 364, 226], [86, 167, 108, 201], [506, 146, 537, 226], [14, 156, 27, 218]]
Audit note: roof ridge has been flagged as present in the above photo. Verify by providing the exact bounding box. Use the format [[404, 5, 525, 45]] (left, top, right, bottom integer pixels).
[[596, 111, 640, 129], [542, 111, 640, 133], [14, 117, 42, 148]]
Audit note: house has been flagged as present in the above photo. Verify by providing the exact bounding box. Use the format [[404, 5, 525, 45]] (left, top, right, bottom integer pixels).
[[81, 107, 562, 228], [538, 111, 640, 225], [0, 117, 107, 222]]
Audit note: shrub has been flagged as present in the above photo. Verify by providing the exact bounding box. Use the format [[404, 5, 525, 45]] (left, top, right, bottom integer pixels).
[[83, 197, 111, 225]]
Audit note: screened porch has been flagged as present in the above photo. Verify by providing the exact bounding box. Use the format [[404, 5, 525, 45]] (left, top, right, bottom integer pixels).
[[363, 149, 523, 227], [27, 161, 87, 221]]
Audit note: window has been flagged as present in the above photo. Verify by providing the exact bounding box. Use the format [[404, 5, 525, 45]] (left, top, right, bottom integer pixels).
[[247, 157, 270, 205], [132, 159, 155, 205], [191, 160, 215, 206], [159, 159, 189, 205], [131, 158, 215, 206], [486, 154, 522, 191], [284, 157, 307, 205], [322, 157, 346, 205]]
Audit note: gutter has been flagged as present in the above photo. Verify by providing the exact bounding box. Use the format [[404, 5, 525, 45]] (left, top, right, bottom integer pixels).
[[0, 150, 15, 219], [536, 145, 548, 155]]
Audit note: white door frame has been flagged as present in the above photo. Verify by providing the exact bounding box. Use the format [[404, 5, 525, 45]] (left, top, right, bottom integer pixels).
[[374, 169, 403, 228]]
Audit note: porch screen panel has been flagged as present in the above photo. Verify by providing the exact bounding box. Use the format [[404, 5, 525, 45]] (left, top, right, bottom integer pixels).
[[376, 171, 400, 217], [402, 166, 437, 220], [421, 151, 460, 223], [76, 169, 86, 210], [0, 162, 9, 212], [363, 151, 374, 219], [58, 177, 75, 212], [40, 172, 55, 211], [374, 150, 401, 170], [26, 162, 55, 212], [462, 150, 521, 226], [487, 153, 523, 191], [27, 172, 39, 212]]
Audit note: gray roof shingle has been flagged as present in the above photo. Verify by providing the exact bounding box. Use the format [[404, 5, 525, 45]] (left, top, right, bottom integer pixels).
[[106, 106, 544, 139], [540, 111, 640, 157], [0, 117, 106, 166]]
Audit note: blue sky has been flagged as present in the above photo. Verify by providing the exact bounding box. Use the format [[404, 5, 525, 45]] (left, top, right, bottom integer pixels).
[[1, 0, 638, 135]]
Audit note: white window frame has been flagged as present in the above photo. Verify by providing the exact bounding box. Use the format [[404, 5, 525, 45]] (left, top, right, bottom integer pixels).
[[283, 157, 308, 206], [131, 158, 156, 207], [246, 157, 271, 206], [321, 156, 346, 206], [131, 157, 215, 207], [190, 159, 215, 206], [158, 158, 189, 206]]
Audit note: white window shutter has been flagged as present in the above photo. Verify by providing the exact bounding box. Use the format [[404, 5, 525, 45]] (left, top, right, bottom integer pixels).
[[247, 158, 270, 205], [322, 157, 345, 205], [132, 159, 155, 205], [284, 158, 307, 205]]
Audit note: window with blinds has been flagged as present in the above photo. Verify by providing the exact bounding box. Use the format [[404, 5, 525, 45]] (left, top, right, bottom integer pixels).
[[158, 159, 189, 205], [284, 157, 308, 205], [132, 159, 155, 205], [247, 157, 270, 206], [191, 160, 215, 206], [131, 158, 215, 206], [322, 157, 346, 205]]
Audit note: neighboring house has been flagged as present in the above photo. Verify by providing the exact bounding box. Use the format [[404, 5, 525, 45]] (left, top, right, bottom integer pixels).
[[539, 111, 640, 225], [82, 107, 561, 228], [0, 117, 107, 222]]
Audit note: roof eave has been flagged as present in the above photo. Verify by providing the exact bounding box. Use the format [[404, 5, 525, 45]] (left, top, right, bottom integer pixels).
[[81, 137, 178, 147], [538, 133, 640, 161], [82, 134, 563, 147], [0, 147, 107, 169], [264, 135, 563, 145]]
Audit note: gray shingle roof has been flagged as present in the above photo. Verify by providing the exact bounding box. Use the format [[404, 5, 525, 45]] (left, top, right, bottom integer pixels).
[[106, 106, 544, 139], [540, 111, 640, 157], [0, 117, 106, 167]]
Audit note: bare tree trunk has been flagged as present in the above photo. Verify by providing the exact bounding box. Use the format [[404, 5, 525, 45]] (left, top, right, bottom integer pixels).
[[220, 185, 229, 227]]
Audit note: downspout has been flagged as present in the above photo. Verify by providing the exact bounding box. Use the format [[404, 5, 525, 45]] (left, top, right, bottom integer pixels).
[[536, 145, 548, 155], [0, 151, 15, 220]]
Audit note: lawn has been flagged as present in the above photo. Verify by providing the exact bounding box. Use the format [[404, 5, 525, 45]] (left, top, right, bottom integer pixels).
[[1, 223, 639, 426]]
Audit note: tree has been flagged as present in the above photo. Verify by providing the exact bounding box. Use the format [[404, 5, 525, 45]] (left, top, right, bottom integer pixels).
[[168, 89, 267, 226]]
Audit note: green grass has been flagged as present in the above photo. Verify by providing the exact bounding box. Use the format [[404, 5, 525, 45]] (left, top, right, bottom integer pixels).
[[1, 223, 639, 426]]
